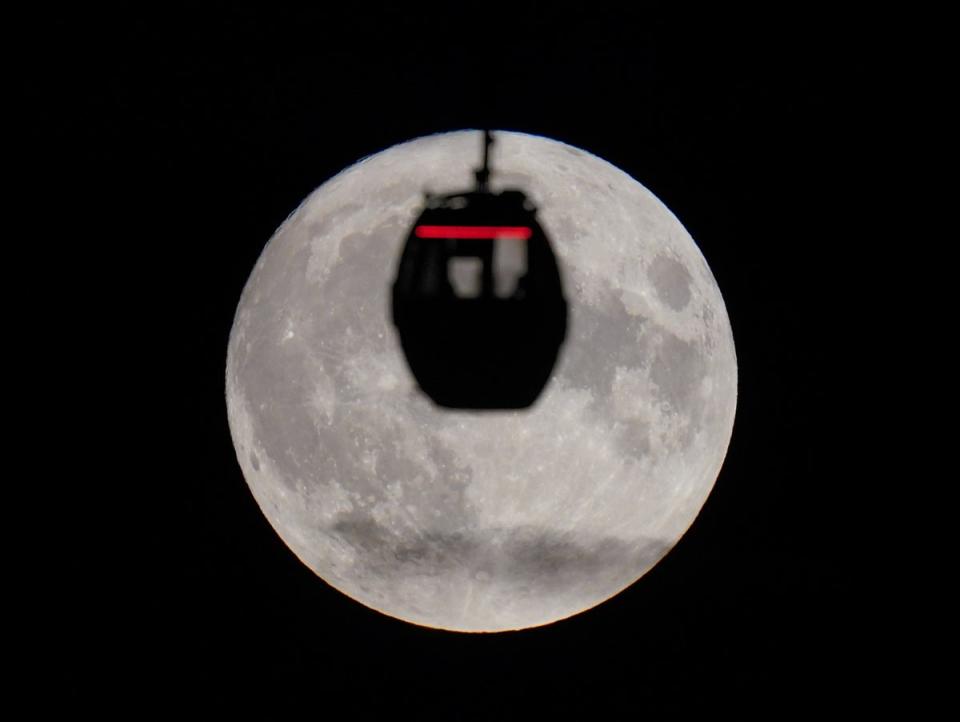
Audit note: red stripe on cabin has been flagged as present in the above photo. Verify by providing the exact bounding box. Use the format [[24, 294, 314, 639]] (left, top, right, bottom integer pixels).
[[414, 225, 532, 240]]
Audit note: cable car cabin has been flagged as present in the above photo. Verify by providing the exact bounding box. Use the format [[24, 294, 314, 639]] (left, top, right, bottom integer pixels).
[[392, 189, 567, 409]]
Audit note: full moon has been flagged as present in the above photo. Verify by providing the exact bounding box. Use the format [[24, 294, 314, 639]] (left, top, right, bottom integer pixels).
[[226, 130, 737, 632]]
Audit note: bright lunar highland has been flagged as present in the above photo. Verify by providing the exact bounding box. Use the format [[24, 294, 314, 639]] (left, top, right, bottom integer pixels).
[[226, 130, 737, 632]]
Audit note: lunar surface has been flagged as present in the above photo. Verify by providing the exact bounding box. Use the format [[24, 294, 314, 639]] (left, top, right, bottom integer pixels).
[[226, 130, 737, 632]]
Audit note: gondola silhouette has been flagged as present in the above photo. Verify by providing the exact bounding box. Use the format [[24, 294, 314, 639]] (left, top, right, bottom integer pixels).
[[392, 131, 567, 409]]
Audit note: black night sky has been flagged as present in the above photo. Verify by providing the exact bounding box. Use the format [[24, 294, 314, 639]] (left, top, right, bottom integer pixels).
[[48, 3, 884, 715]]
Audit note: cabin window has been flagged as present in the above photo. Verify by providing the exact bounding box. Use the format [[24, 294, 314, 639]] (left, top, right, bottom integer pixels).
[[448, 256, 484, 298], [494, 238, 527, 297]]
